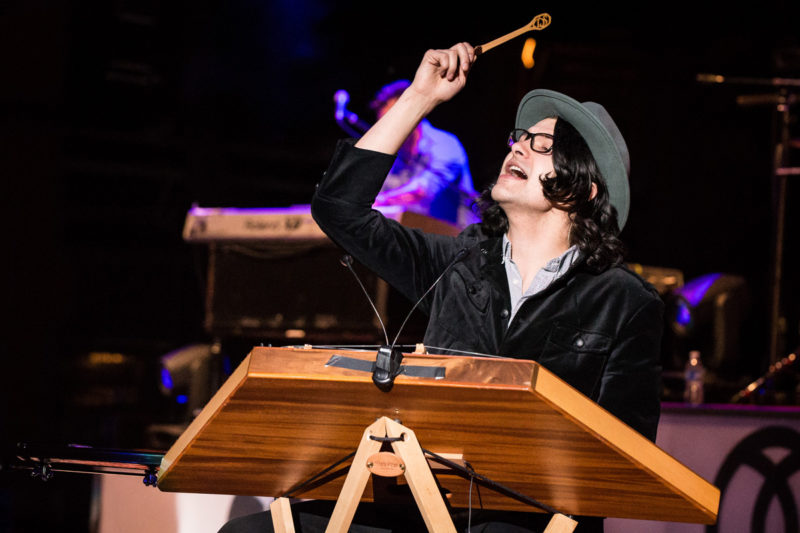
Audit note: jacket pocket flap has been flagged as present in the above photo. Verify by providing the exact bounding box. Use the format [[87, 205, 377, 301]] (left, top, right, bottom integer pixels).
[[547, 325, 612, 354]]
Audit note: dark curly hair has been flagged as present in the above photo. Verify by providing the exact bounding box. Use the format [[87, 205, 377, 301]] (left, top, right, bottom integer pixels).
[[478, 117, 625, 272]]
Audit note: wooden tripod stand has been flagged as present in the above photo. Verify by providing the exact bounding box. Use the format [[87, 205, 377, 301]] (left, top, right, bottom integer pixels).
[[270, 416, 576, 533]]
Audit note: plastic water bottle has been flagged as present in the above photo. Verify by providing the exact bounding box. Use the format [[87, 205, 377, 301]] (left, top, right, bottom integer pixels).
[[684, 350, 705, 405]]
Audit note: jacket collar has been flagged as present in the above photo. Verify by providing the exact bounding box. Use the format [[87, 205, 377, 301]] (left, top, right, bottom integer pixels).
[[477, 237, 509, 298]]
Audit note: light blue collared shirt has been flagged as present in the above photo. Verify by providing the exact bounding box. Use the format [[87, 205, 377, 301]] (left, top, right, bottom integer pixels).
[[502, 235, 580, 326]]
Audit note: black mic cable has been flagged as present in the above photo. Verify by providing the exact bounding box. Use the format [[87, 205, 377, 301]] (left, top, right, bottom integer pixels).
[[340, 254, 389, 346], [389, 247, 470, 348]]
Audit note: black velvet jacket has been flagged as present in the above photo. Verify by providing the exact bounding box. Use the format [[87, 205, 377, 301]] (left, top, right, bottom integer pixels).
[[311, 140, 663, 441]]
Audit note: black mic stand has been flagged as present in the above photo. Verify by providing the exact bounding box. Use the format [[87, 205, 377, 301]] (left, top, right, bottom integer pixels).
[[697, 73, 800, 365], [341, 249, 470, 392]]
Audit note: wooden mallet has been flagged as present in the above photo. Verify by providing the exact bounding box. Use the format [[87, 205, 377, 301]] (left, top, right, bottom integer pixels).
[[474, 13, 552, 56]]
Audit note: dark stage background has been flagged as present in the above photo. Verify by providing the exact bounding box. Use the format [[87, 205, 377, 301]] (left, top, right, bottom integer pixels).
[[1, 1, 799, 531]]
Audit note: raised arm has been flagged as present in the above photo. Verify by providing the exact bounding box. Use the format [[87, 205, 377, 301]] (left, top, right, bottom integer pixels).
[[312, 43, 479, 305], [355, 42, 476, 155]]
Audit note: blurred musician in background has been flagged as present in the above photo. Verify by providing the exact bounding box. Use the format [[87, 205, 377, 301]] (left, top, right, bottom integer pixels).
[[339, 79, 479, 226]]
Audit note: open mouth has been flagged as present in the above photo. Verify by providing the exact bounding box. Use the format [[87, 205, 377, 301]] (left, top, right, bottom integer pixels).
[[507, 164, 528, 180]]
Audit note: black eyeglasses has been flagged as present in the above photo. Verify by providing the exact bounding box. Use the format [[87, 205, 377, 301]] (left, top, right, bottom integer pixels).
[[507, 129, 554, 154]]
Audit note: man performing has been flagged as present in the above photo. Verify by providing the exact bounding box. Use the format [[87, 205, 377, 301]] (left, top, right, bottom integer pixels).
[[221, 41, 662, 533], [369, 80, 479, 227]]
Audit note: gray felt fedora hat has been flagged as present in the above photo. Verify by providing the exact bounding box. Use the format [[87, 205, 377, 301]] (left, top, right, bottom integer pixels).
[[515, 89, 631, 229]]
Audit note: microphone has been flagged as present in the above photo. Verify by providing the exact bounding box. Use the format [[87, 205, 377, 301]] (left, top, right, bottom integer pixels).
[[341, 248, 470, 392], [373, 248, 469, 392], [332, 89, 372, 137], [333, 90, 349, 122]]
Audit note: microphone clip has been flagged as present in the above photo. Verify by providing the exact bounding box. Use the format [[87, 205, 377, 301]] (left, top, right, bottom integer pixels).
[[341, 247, 470, 393], [372, 345, 404, 392]]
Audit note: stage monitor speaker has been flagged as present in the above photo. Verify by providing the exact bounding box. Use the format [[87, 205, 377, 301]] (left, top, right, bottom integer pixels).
[[203, 240, 427, 345]]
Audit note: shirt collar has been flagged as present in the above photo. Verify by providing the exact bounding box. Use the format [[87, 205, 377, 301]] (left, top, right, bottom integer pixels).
[[501, 234, 580, 271]]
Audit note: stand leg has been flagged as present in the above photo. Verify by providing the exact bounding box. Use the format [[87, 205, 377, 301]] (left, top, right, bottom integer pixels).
[[326, 417, 458, 533], [270, 497, 296, 533], [544, 513, 577, 533], [384, 418, 456, 533], [326, 419, 385, 533]]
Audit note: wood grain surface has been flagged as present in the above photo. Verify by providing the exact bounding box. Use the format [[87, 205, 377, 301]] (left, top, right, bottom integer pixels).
[[157, 347, 719, 524]]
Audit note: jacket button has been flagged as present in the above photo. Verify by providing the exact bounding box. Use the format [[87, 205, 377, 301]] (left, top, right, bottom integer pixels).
[[500, 309, 509, 318], [575, 338, 585, 348]]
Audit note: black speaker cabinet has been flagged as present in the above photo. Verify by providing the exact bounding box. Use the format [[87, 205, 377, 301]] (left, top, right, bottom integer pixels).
[[203, 240, 428, 345]]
